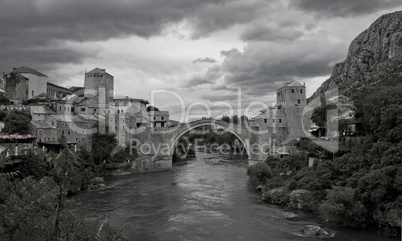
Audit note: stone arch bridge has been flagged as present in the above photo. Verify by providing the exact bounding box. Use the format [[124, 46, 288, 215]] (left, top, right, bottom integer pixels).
[[128, 119, 268, 172]]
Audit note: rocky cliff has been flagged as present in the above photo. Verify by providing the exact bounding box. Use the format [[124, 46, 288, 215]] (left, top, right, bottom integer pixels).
[[308, 11, 402, 102]]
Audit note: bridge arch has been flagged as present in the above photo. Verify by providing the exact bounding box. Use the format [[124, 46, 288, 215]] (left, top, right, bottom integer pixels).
[[169, 120, 250, 157]]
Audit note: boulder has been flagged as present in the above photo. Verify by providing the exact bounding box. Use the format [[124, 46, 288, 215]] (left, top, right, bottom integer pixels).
[[299, 225, 331, 238], [287, 189, 311, 210], [88, 177, 106, 190], [262, 187, 288, 204]]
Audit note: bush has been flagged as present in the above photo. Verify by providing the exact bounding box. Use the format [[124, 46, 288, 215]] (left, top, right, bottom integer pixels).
[[318, 186, 367, 227], [247, 162, 272, 184]]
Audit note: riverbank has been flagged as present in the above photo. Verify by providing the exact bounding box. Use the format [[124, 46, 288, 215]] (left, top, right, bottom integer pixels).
[[248, 159, 402, 238]]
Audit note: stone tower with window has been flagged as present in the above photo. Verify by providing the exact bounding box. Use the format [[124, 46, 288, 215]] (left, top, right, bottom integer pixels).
[[276, 80, 306, 140], [84, 68, 114, 115]]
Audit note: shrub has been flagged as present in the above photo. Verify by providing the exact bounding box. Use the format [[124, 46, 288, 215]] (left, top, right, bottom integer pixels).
[[247, 162, 272, 184]]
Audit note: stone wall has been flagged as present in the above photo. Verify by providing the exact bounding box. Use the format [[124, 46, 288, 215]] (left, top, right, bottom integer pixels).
[[4, 73, 29, 102]]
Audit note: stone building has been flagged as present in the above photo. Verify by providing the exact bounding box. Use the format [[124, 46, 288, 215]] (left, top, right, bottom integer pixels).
[[47, 82, 72, 99], [3, 72, 29, 103], [28, 67, 169, 153], [84, 68, 114, 115], [2, 66, 50, 103], [12, 66, 47, 99], [148, 111, 169, 128], [254, 80, 306, 157]]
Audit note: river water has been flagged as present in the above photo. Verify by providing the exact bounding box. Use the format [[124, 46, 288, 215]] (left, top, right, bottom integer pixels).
[[69, 152, 398, 241]]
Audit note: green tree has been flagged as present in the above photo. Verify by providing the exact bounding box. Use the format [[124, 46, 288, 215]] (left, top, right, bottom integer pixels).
[[3, 110, 31, 134]]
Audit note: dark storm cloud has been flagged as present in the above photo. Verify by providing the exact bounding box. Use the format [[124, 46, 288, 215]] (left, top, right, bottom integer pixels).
[[0, 0, 265, 75], [184, 65, 222, 87], [184, 36, 348, 102], [289, 0, 402, 17], [241, 24, 303, 42], [220, 48, 241, 58], [193, 57, 217, 63]]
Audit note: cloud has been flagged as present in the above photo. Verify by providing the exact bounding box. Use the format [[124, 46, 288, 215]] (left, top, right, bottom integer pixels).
[[192, 57, 217, 63], [183, 31, 348, 103], [289, 0, 402, 17], [0, 0, 262, 74], [241, 24, 304, 42], [220, 48, 241, 58]]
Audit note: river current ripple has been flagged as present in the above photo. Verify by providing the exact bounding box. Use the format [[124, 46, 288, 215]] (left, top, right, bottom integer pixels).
[[69, 152, 397, 241]]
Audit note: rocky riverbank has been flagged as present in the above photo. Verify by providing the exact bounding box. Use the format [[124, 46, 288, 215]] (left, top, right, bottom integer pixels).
[[258, 185, 401, 237]]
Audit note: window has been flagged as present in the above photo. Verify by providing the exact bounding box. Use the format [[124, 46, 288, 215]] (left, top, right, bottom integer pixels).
[[291, 89, 295, 93], [32, 90, 34, 96], [279, 119, 282, 123], [273, 119, 275, 123], [298, 99, 301, 104], [59, 106, 61, 111], [161, 122, 165, 127], [153, 117, 156, 120], [62, 131, 64, 135], [68, 131, 70, 135], [264, 119, 267, 123], [161, 117, 164, 120], [81, 107, 85, 112], [300, 89, 303, 94]]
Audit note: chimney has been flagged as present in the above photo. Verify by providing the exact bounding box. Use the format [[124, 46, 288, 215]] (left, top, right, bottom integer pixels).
[[303, 82, 305, 86]]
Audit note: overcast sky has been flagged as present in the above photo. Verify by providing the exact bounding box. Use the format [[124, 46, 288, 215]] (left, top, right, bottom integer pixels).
[[1, 0, 401, 120]]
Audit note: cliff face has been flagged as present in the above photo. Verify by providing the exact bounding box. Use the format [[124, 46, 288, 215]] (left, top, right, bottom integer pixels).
[[308, 11, 402, 102]]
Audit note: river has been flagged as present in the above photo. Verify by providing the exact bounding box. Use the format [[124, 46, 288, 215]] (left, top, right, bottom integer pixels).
[[69, 152, 398, 241]]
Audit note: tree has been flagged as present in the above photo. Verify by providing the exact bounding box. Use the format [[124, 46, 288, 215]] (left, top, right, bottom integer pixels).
[[240, 115, 248, 124], [311, 103, 337, 128], [91, 133, 117, 164], [221, 115, 230, 123], [231, 115, 239, 125], [0, 94, 10, 105], [146, 106, 159, 112], [0, 110, 6, 121], [2, 110, 31, 134], [318, 186, 367, 227]]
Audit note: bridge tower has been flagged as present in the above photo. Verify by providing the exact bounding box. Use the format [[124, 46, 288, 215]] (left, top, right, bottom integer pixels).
[[276, 80, 306, 140]]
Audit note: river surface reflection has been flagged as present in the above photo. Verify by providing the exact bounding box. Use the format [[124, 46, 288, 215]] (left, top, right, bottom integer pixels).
[[69, 152, 397, 241]]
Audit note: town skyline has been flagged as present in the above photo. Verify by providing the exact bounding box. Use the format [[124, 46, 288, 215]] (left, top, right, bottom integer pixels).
[[1, 0, 402, 120]]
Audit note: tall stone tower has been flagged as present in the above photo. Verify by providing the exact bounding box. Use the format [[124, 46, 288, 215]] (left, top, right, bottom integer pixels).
[[84, 68, 114, 114], [276, 80, 306, 140]]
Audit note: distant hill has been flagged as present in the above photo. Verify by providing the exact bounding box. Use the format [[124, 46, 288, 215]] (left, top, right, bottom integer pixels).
[[169, 120, 181, 127], [308, 11, 402, 102]]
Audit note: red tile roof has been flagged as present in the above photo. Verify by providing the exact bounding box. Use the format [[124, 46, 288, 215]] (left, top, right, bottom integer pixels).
[[13, 66, 47, 77]]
